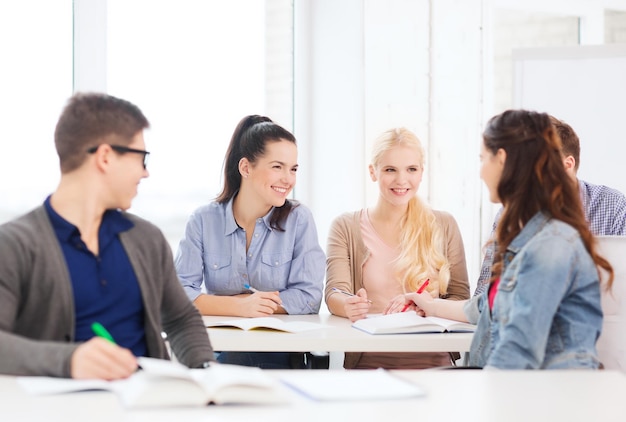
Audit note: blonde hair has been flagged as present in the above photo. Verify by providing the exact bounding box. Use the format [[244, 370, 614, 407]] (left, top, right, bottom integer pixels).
[[371, 128, 451, 295]]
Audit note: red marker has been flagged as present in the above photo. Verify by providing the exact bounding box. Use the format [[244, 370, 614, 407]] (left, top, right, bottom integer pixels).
[[401, 279, 430, 312]]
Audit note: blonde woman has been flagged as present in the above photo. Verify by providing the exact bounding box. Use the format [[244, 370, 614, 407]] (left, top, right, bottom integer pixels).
[[325, 128, 470, 369]]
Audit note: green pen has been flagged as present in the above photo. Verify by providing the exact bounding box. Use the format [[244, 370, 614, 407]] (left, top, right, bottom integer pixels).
[[91, 322, 117, 344]]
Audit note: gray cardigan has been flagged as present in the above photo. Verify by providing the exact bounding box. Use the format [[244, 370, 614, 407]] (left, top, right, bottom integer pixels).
[[0, 206, 214, 377]]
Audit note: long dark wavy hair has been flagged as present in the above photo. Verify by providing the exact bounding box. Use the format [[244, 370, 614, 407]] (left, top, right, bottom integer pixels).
[[216, 115, 298, 231], [484, 109, 613, 288]]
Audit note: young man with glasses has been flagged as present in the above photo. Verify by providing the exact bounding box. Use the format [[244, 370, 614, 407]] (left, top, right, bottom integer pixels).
[[0, 92, 214, 379]]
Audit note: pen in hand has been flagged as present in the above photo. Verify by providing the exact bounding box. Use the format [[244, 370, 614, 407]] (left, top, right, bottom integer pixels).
[[401, 279, 430, 312], [91, 322, 142, 371], [244, 283, 283, 309], [331, 287, 373, 304], [243, 283, 259, 293], [91, 322, 117, 344]]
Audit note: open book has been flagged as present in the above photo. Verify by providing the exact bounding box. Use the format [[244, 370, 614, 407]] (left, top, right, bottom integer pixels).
[[205, 316, 325, 333], [352, 312, 476, 335], [17, 357, 287, 408]]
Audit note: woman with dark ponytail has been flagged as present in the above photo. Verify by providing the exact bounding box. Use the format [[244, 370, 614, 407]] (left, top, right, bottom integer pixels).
[[175, 115, 325, 369], [394, 109, 614, 369]]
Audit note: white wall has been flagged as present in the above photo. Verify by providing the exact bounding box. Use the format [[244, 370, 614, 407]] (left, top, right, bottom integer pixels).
[[295, 0, 367, 226], [295, 0, 487, 291], [429, 0, 486, 288]]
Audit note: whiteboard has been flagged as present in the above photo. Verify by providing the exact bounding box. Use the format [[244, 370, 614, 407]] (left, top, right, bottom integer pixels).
[[513, 44, 626, 196]]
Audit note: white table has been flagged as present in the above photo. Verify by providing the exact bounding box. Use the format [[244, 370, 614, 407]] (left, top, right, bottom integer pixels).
[[203, 313, 474, 352], [4, 370, 626, 422]]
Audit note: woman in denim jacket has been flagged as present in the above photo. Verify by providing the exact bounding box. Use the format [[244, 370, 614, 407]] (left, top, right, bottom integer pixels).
[[387, 109, 614, 369]]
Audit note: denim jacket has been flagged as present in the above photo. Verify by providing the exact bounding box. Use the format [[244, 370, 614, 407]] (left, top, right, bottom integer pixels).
[[465, 212, 603, 369]]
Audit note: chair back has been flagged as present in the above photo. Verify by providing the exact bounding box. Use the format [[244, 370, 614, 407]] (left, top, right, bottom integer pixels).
[[596, 236, 626, 371]]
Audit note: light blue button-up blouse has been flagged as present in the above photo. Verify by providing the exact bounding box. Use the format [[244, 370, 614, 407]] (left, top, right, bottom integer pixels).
[[175, 198, 325, 314]]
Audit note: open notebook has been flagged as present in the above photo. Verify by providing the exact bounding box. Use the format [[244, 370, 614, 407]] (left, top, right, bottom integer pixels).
[[205, 316, 325, 333], [352, 312, 476, 335]]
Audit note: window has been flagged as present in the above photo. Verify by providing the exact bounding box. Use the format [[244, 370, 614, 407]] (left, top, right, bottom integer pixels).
[[107, 0, 293, 250], [0, 1, 72, 222]]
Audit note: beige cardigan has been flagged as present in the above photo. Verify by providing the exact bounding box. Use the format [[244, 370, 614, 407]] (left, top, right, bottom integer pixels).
[[325, 209, 470, 368]]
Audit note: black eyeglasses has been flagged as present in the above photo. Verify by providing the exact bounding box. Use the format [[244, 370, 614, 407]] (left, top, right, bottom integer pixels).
[[87, 144, 150, 169]]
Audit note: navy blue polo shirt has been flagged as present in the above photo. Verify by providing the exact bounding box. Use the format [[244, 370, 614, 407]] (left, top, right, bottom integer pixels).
[[44, 197, 147, 356]]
